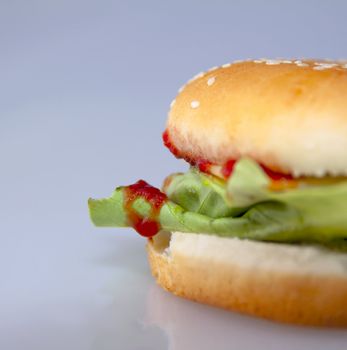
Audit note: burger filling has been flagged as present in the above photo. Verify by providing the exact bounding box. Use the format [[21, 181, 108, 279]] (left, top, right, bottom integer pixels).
[[89, 158, 347, 251]]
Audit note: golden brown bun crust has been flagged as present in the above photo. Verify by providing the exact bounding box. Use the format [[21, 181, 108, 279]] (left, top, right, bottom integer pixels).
[[167, 59, 347, 176], [147, 233, 347, 327]]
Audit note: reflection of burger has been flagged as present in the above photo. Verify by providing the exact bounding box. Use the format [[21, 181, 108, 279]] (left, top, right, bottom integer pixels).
[[89, 59, 347, 326]]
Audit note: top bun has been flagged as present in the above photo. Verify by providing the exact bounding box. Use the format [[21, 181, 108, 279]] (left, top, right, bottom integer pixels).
[[166, 59, 347, 177]]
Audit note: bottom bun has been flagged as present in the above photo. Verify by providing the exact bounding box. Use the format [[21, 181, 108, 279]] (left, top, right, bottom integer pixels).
[[147, 231, 347, 327]]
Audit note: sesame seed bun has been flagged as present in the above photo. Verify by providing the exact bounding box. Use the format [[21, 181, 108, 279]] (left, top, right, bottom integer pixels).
[[166, 59, 347, 177], [148, 232, 347, 326]]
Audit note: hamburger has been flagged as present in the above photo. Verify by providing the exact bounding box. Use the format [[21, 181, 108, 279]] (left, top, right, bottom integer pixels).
[[88, 59, 347, 326]]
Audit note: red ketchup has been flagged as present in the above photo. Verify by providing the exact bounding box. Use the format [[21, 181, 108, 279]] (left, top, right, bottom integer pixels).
[[221, 160, 293, 182], [162, 130, 180, 158], [162, 129, 195, 165], [221, 160, 237, 179], [260, 165, 293, 181], [196, 159, 213, 173], [123, 180, 167, 238], [162, 128, 294, 183]]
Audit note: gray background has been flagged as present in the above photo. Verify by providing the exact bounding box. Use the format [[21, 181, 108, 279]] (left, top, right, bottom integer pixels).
[[1, 1, 347, 349]]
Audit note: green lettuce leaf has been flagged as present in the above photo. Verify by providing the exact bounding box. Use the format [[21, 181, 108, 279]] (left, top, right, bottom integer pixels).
[[88, 158, 347, 247], [226, 158, 270, 206], [163, 169, 245, 218], [227, 158, 347, 241], [89, 186, 302, 240]]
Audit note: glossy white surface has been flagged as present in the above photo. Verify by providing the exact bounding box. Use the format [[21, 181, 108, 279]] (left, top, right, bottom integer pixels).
[[1, 1, 347, 349], [2, 230, 347, 350]]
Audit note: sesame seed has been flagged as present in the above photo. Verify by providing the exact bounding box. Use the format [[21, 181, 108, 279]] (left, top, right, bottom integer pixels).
[[208, 66, 218, 72], [313, 63, 337, 70], [170, 99, 176, 108], [282, 60, 292, 64], [178, 85, 185, 93], [253, 60, 264, 63], [207, 77, 215, 86], [294, 60, 302, 64], [192, 72, 204, 81], [191, 100, 200, 109], [222, 63, 231, 68], [316, 62, 337, 68], [296, 63, 309, 67], [343, 64, 347, 69], [265, 59, 281, 65], [233, 59, 243, 63]]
